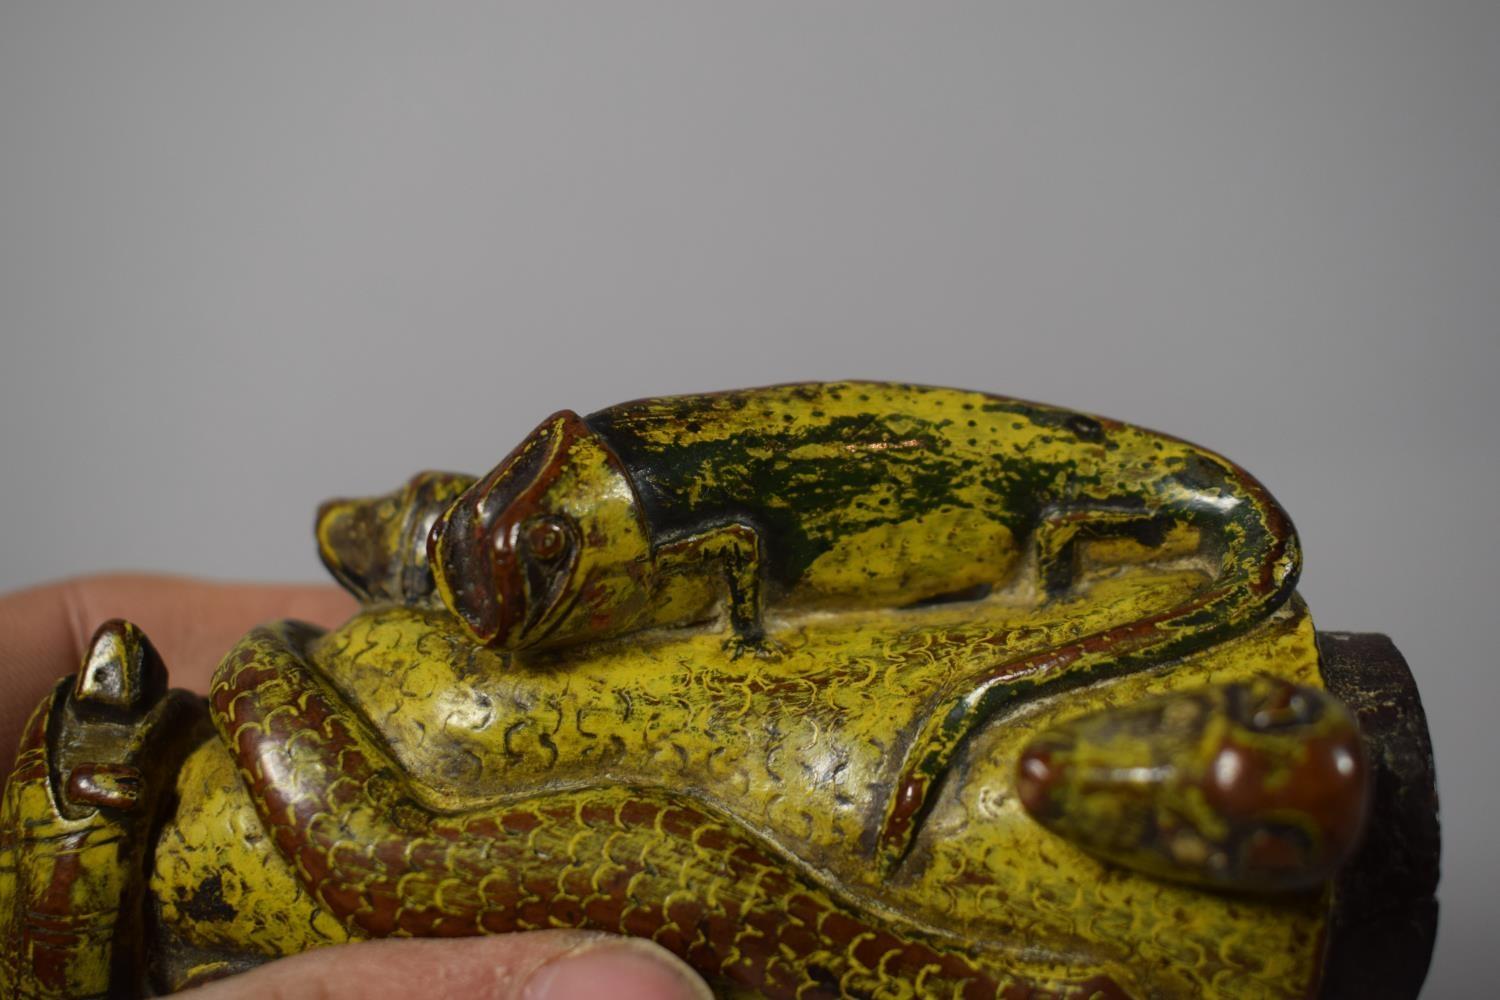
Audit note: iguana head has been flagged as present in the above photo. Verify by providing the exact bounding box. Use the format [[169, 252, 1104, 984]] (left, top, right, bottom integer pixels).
[[429, 410, 651, 650]]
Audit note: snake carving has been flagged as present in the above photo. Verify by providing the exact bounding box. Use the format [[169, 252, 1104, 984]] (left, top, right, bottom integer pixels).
[[0, 383, 1438, 999], [210, 620, 1109, 999]]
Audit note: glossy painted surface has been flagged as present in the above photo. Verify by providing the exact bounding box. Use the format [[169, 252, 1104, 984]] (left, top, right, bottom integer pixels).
[[427, 383, 1298, 664], [156, 592, 1334, 996], [0, 384, 1399, 998], [422, 382, 1302, 870]]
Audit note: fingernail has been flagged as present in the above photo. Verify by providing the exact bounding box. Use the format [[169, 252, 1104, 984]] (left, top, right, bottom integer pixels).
[[522, 939, 712, 1000]]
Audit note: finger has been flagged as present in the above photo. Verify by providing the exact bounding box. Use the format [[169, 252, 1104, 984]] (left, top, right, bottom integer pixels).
[[0, 574, 356, 772], [177, 932, 712, 1000], [2, 573, 355, 688]]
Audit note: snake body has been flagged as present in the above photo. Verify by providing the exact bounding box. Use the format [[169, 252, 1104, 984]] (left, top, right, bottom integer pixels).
[[211, 621, 1131, 999]]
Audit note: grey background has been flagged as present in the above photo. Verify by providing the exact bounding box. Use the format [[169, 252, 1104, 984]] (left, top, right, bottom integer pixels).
[[1, 4, 1494, 994]]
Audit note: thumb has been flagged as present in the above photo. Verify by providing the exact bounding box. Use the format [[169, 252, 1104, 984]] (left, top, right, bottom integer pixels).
[[176, 931, 714, 1000]]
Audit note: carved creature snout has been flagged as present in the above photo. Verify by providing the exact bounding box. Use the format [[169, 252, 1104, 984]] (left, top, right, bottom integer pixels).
[[316, 470, 475, 608]]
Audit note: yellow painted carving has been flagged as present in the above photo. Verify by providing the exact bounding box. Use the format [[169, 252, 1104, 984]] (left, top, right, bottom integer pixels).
[[0, 384, 1347, 999], [150, 580, 1333, 996]]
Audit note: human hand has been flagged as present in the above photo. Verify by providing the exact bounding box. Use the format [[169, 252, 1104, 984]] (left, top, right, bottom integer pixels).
[[0, 575, 712, 1000]]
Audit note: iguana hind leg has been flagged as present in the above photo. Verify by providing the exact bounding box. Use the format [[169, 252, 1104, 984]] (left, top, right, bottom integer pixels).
[[1033, 507, 1183, 598]]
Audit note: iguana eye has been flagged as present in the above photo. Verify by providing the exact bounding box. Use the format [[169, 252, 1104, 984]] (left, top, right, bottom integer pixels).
[[524, 517, 568, 559]]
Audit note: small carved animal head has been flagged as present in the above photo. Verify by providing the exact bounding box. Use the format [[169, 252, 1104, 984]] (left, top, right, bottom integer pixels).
[[429, 411, 651, 650], [1016, 677, 1369, 891], [317, 470, 476, 608]]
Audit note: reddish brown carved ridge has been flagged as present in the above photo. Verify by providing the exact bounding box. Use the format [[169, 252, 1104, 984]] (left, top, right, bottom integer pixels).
[[66, 763, 144, 812], [429, 410, 616, 646], [211, 622, 1131, 999]]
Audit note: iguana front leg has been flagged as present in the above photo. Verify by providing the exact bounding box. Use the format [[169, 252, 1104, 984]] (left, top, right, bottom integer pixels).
[[653, 521, 782, 657]]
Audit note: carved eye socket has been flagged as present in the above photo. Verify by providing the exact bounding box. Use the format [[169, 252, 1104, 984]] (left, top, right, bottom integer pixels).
[[524, 517, 569, 560]]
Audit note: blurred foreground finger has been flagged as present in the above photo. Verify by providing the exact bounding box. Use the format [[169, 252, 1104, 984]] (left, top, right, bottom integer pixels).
[[178, 932, 713, 1000]]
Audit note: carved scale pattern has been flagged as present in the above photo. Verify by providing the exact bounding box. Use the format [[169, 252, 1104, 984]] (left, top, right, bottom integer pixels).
[[211, 623, 1127, 1000]]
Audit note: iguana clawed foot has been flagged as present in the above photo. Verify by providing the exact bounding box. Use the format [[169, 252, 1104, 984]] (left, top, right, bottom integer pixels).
[[722, 632, 788, 661]]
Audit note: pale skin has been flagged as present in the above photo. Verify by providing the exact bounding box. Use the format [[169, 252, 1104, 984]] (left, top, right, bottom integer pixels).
[[0, 575, 711, 1000]]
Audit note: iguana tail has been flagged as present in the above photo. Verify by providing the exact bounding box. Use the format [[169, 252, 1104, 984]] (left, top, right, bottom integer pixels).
[[876, 446, 1301, 862]]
